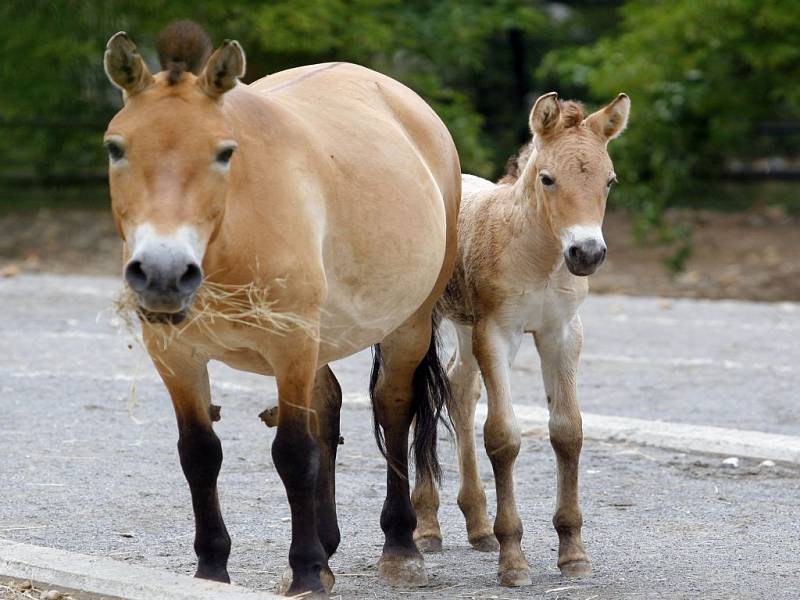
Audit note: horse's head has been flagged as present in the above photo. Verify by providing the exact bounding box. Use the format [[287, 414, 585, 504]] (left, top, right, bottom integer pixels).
[[103, 22, 246, 320], [523, 92, 630, 276]]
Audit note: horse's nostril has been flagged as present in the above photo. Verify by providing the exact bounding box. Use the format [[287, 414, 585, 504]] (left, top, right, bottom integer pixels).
[[124, 260, 148, 291], [178, 263, 203, 294], [599, 247, 607, 261], [568, 246, 581, 261]]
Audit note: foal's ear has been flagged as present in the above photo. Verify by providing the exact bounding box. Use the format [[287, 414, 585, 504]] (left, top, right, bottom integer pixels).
[[584, 93, 631, 142], [198, 40, 246, 99], [104, 32, 154, 97], [529, 92, 561, 138]]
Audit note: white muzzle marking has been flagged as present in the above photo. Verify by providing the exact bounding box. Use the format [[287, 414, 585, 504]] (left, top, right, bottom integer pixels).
[[560, 224, 605, 254]]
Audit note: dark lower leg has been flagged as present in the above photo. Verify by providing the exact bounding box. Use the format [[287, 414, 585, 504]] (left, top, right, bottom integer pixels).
[[381, 443, 417, 555], [312, 366, 342, 560], [272, 420, 327, 595], [177, 425, 231, 583]]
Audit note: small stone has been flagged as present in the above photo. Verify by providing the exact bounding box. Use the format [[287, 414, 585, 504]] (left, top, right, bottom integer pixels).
[[40, 591, 65, 600], [722, 457, 740, 468], [759, 459, 776, 468]]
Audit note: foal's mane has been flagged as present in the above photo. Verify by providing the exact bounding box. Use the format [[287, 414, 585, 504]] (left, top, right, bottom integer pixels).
[[157, 21, 213, 85], [497, 100, 586, 185]]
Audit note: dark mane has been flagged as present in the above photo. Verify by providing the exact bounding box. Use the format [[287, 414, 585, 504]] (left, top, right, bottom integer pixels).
[[560, 100, 586, 128], [497, 142, 534, 185], [497, 99, 587, 184], [157, 21, 212, 85]]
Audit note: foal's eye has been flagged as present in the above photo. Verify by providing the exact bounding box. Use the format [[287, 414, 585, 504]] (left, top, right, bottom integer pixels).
[[540, 174, 555, 187], [215, 147, 236, 165], [105, 141, 125, 162]]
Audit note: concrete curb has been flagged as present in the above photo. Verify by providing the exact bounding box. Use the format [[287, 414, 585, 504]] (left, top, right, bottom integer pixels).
[[0, 539, 282, 600], [342, 393, 800, 463], [476, 403, 800, 464]]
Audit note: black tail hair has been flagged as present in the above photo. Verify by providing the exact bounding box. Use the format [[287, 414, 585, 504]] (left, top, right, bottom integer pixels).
[[369, 313, 451, 484]]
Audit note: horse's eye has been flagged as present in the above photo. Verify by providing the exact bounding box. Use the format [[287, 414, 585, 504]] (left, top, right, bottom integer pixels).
[[216, 147, 235, 165], [540, 174, 555, 187], [105, 141, 125, 162]]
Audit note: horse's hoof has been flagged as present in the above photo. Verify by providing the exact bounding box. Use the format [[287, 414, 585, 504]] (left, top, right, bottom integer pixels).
[[415, 535, 442, 553], [498, 567, 532, 588], [377, 553, 428, 587], [194, 567, 230, 584], [277, 564, 335, 595], [469, 534, 500, 552], [559, 560, 592, 577]]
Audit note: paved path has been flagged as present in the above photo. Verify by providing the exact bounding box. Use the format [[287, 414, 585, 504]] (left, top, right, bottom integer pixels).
[[1, 274, 799, 599]]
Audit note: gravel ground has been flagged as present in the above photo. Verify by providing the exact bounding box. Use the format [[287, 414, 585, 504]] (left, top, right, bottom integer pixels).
[[2, 274, 800, 599]]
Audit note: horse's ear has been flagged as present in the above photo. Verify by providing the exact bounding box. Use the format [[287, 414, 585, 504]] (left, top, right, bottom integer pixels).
[[198, 40, 246, 99], [584, 93, 630, 142], [529, 92, 561, 138], [104, 32, 154, 97]]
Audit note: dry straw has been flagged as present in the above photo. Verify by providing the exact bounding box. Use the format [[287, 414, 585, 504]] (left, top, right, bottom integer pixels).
[[114, 278, 315, 355]]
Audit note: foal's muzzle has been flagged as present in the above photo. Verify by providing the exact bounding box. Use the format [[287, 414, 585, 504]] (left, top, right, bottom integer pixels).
[[564, 239, 607, 276], [124, 254, 203, 319]]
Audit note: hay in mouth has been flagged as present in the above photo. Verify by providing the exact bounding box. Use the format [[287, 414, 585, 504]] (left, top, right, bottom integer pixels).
[[114, 279, 316, 354]]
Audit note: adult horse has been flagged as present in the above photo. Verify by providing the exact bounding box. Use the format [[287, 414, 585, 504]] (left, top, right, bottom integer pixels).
[[103, 22, 459, 598]]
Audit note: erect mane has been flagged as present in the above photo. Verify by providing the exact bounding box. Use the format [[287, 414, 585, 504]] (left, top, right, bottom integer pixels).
[[497, 142, 534, 185], [559, 100, 586, 128], [497, 99, 587, 184], [157, 21, 212, 85]]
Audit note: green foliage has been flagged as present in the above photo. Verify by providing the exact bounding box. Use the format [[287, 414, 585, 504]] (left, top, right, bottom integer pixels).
[[2, 0, 798, 257], [541, 0, 800, 224], [0, 0, 546, 182]]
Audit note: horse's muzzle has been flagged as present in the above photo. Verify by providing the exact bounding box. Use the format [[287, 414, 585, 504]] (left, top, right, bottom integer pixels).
[[564, 240, 607, 276], [124, 255, 203, 317]]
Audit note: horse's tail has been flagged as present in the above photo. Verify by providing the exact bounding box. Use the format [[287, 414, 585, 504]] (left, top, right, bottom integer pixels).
[[369, 312, 451, 484]]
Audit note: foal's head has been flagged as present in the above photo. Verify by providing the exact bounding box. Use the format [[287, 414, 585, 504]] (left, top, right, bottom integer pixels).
[[103, 22, 246, 319], [516, 92, 630, 276]]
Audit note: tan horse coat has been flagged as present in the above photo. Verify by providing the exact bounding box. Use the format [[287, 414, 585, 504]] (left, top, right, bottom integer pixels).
[[104, 27, 459, 597], [412, 92, 630, 587]]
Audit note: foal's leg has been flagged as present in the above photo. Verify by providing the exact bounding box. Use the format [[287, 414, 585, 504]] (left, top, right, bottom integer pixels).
[[270, 333, 328, 597], [154, 353, 231, 583], [450, 324, 497, 551], [277, 365, 341, 594], [372, 318, 434, 587], [412, 323, 496, 553], [534, 316, 591, 576], [473, 319, 530, 587]]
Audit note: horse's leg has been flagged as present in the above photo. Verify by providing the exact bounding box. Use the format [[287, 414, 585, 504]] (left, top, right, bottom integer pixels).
[[450, 324, 497, 551], [371, 316, 440, 587], [270, 333, 328, 597], [154, 354, 231, 583], [410, 465, 442, 553], [534, 315, 591, 577], [473, 319, 530, 587], [411, 323, 495, 554], [277, 365, 341, 594]]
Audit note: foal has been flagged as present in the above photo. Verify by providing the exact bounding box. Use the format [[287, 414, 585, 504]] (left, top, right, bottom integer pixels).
[[412, 92, 630, 586]]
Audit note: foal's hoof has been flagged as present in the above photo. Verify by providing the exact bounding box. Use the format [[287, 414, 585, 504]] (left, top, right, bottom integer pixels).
[[559, 560, 592, 577], [377, 553, 428, 587], [469, 534, 500, 552], [498, 567, 532, 588], [415, 535, 442, 554], [277, 564, 335, 595]]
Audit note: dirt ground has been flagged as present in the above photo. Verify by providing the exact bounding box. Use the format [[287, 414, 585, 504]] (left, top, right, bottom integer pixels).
[[1, 206, 800, 302]]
